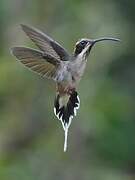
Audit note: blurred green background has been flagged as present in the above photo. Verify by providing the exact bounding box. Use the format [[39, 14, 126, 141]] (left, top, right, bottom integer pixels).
[[0, 0, 135, 179]]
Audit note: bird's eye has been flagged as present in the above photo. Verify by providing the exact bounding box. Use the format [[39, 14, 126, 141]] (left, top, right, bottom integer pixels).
[[80, 41, 85, 45], [74, 41, 86, 56], [80, 41, 86, 46]]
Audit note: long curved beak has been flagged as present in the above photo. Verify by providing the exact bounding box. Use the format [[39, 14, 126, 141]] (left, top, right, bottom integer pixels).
[[91, 37, 121, 45]]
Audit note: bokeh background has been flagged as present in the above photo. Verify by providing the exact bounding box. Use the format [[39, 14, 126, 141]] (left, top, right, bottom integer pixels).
[[0, 0, 135, 179]]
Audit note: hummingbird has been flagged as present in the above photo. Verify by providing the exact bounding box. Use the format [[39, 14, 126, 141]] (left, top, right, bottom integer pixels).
[[11, 24, 120, 152]]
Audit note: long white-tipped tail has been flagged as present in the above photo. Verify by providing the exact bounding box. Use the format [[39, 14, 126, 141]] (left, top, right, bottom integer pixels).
[[64, 127, 68, 152], [54, 91, 80, 152]]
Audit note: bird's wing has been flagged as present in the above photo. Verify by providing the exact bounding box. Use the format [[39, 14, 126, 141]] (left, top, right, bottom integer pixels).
[[21, 24, 70, 61], [11, 47, 61, 80]]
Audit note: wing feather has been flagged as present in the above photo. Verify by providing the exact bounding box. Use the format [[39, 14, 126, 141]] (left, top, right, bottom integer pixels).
[[11, 47, 60, 80], [21, 24, 70, 61]]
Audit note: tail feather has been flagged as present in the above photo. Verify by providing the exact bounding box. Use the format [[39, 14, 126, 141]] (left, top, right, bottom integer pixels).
[[54, 91, 80, 152]]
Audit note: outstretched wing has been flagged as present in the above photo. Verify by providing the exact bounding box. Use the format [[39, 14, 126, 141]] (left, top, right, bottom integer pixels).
[[11, 47, 61, 80], [21, 24, 70, 61]]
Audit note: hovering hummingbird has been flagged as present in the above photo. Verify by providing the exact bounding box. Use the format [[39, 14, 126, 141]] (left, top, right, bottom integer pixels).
[[11, 24, 120, 152]]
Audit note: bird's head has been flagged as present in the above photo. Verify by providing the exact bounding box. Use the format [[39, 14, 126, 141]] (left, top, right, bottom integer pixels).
[[74, 37, 120, 57]]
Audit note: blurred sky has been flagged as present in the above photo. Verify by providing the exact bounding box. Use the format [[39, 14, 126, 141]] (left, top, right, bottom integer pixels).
[[0, 0, 135, 180]]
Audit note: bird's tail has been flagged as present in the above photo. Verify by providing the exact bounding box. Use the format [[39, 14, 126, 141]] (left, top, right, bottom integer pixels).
[[54, 91, 80, 152]]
